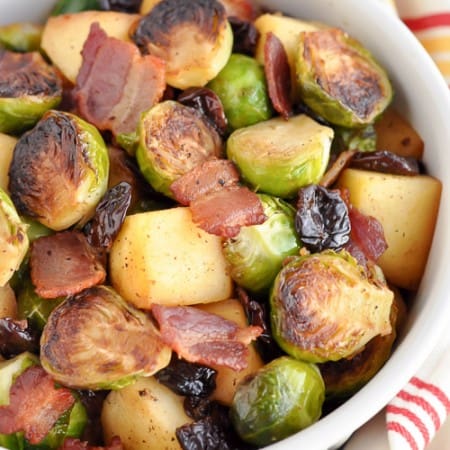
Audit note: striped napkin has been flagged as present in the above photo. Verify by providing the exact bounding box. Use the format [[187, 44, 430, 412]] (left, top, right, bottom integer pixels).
[[347, 1, 450, 450]]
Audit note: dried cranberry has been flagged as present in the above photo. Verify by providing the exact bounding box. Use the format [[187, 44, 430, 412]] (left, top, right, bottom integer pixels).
[[155, 356, 217, 398], [295, 184, 351, 252], [350, 150, 420, 175], [98, 0, 141, 13], [228, 16, 259, 56], [84, 181, 132, 251], [177, 87, 228, 137]]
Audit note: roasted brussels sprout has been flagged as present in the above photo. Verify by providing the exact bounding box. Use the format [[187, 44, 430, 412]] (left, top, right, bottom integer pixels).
[[8, 110, 109, 231], [226, 114, 333, 198], [131, 0, 233, 89], [207, 53, 273, 130], [0, 187, 29, 287], [223, 194, 300, 293], [40, 285, 172, 390], [51, 0, 101, 15], [230, 356, 325, 446], [0, 50, 62, 135], [270, 250, 394, 363], [332, 124, 377, 153], [0, 23, 43, 52], [0, 352, 87, 450], [136, 100, 223, 198], [295, 28, 393, 128]]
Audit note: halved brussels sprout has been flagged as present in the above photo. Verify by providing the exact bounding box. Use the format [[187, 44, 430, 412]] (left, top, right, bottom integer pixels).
[[207, 53, 273, 130], [136, 100, 223, 198], [230, 356, 325, 446], [0, 23, 43, 52], [131, 0, 233, 89], [226, 114, 333, 198], [0, 50, 62, 135], [40, 285, 172, 390], [270, 250, 394, 363], [0, 352, 87, 450], [223, 194, 300, 293], [0, 187, 29, 287], [8, 110, 109, 231], [295, 28, 393, 128], [332, 124, 377, 153]]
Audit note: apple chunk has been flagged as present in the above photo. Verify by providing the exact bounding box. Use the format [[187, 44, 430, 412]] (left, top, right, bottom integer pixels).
[[109, 207, 233, 309], [337, 168, 441, 290], [41, 11, 140, 83]]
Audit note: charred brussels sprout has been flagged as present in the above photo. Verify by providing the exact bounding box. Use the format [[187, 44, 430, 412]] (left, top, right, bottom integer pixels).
[[0, 50, 62, 135], [207, 53, 273, 130], [270, 251, 394, 363], [223, 194, 301, 293], [0, 187, 29, 287], [8, 110, 109, 231], [227, 114, 333, 198], [0, 23, 43, 52], [40, 285, 172, 390], [131, 0, 233, 89], [230, 356, 325, 446], [296, 28, 393, 128], [0, 352, 87, 450], [136, 100, 223, 198]]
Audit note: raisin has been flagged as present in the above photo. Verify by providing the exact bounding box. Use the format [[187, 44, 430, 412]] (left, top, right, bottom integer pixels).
[[228, 17, 259, 56], [98, 0, 142, 13], [0, 318, 40, 358], [350, 150, 420, 175], [155, 356, 217, 398], [295, 184, 350, 252]]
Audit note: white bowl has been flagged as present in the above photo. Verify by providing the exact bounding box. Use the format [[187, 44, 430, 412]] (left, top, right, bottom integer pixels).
[[2, 1, 450, 449]]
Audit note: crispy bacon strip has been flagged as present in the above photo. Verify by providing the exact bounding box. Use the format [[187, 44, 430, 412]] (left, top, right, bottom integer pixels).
[[190, 186, 267, 238], [30, 230, 106, 299], [0, 365, 75, 444], [74, 23, 166, 135], [59, 437, 123, 450], [264, 32, 292, 119], [170, 159, 240, 205], [152, 304, 262, 371]]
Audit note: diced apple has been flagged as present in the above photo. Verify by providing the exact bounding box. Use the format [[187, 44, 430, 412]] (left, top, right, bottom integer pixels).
[[109, 207, 233, 309], [337, 168, 441, 290]]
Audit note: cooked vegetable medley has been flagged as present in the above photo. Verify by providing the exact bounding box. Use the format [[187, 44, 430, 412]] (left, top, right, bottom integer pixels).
[[0, 0, 442, 449]]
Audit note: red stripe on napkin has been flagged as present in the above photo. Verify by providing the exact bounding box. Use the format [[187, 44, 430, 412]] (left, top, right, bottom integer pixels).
[[403, 13, 450, 31], [410, 376, 450, 414], [386, 421, 419, 450], [386, 405, 430, 446]]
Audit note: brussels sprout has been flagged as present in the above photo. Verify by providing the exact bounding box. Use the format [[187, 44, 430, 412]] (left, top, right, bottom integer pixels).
[[223, 194, 301, 293], [0, 187, 29, 287], [332, 124, 377, 153], [131, 0, 233, 89], [207, 53, 273, 130], [230, 356, 325, 446], [8, 110, 109, 231], [136, 100, 223, 198], [51, 0, 101, 15], [270, 250, 394, 363], [0, 23, 43, 52], [0, 50, 62, 135], [17, 276, 64, 331], [295, 28, 393, 128], [319, 288, 403, 398], [0, 353, 87, 450], [226, 114, 333, 198], [40, 285, 172, 390]]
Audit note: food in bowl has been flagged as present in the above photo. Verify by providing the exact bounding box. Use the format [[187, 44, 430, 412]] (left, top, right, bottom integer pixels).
[[0, 0, 449, 449]]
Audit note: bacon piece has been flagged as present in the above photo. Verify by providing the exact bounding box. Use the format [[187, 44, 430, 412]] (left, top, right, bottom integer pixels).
[[0, 365, 75, 444], [170, 159, 240, 205], [59, 437, 123, 450], [190, 186, 266, 238], [264, 32, 292, 119], [74, 23, 166, 135], [152, 304, 262, 371], [30, 230, 106, 299]]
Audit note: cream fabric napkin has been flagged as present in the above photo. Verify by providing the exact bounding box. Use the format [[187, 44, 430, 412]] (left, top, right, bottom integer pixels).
[[346, 1, 450, 449]]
